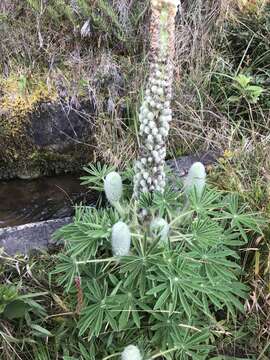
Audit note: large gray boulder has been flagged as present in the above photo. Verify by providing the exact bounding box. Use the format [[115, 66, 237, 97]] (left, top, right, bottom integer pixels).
[[0, 217, 71, 255]]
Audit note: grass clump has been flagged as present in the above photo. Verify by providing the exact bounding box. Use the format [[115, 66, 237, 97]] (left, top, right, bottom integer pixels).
[[207, 142, 270, 358]]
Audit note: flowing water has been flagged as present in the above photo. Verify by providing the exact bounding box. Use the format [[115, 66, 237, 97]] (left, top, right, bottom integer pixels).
[[0, 174, 96, 228], [0, 153, 218, 229]]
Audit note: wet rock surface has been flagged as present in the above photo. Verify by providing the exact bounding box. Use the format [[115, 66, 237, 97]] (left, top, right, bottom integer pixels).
[[0, 218, 71, 255], [167, 151, 219, 177], [0, 101, 95, 180], [28, 102, 93, 151], [0, 174, 97, 228]]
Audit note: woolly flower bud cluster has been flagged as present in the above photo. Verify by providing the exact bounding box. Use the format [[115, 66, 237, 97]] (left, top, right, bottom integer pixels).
[[134, 0, 176, 198], [134, 60, 173, 197], [111, 221, 131, 257], [121, 345, 142, 360], [150, 217, 169, 243], [104, 172, 123, 205], [184, 162, 206, 198]]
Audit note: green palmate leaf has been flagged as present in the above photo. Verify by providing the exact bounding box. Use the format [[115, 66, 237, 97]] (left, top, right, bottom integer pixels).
[[221, 194, 265, 241], [78, 280, 121, 338], [178, 288, 192, 319], [54, 206, 113, 259], [219, 230, 245, 246], [79, 303, 104, 338], [124, 264, 148, 298], [191, 217, 224, 247], [152, 287, 171, 310], [78, 342, 96, 360], [138, 192, 154, 210], [109, 290, 141, 330], [152, 186, 179, 217], [119, 241, 154, 297], [150, 312, 185, 349], [80, 162, 115, 191], [52, 254, 77, 291], [172, 327, 213, 359], [147, 258, 207, 316], [188, 187, 221, 214], [31, 324, 53, 338]]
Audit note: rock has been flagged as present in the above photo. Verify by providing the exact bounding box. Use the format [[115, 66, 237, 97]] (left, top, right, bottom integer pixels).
[[167, 151, 219, 177], [0, 218, 72, 255], [28, 102, 93, 152], [17, 169, 42, 180], [0, 101, 94, 180]]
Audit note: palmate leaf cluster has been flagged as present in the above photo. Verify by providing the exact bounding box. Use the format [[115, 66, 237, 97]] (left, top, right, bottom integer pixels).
[[53, 164, 264, 359]]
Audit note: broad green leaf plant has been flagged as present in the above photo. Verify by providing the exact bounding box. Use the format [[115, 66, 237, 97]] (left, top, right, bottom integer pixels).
[[53, 1, 264, 359]]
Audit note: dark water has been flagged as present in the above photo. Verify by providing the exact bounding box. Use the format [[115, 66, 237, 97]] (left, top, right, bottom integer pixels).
[[0, 175, 96, 228]]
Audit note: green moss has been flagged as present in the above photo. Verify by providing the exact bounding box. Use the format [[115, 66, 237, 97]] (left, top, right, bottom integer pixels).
[[0, 74, 59, 174], [0, 73, 95, 179], [0, 74, 58, 135]]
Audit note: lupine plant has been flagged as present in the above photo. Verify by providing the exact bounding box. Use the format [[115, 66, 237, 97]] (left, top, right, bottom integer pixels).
[[52, 1, 264, 359], [53, 161, 263, 359]]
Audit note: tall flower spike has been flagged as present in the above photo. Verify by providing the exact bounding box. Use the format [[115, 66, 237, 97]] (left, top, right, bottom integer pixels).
[[121, 345, 142, 360], [133, 0, 179, 198]]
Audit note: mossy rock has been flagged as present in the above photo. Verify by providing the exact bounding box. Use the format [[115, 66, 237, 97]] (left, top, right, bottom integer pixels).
[[0, 100, 95, 180]]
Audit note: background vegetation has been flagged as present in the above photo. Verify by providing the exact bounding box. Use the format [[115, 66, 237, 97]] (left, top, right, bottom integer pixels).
[[0, 0, 270, 359]]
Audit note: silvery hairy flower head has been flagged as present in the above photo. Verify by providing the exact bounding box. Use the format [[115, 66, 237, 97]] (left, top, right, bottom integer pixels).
[[150, 217, 170, 242], [104, 172, 123, 205], [184, 162, 206, 198], [111, 221, 131, 257], [121, 345, 142, 360]]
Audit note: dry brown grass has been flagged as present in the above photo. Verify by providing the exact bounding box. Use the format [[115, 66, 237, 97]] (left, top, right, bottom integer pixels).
[[0, 0, 268, 164], [0, 0, 235, 164]]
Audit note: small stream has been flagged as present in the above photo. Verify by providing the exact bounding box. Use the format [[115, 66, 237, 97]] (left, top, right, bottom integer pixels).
[[0, 153, 217, 229], [0, 174, 96, 228]]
